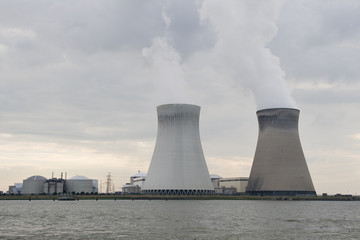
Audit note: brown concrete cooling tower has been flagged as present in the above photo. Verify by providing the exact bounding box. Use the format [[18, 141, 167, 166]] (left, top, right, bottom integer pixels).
[[246, 108, 316, 196]]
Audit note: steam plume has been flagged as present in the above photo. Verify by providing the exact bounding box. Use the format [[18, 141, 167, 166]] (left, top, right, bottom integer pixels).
[[142, 9, 189, 104], [200, 0, 297, 110]]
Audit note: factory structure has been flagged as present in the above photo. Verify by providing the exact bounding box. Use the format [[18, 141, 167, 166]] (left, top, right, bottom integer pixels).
[[122, 172, 249, 195], [66, 175, 98, 194], [3, 105, 317, 197], [122, 171, 146, 194], [246, 108, 316, 196], [210, 174, 249, 195], [139, 104, 315, 196], [9, 174, 98, 195]]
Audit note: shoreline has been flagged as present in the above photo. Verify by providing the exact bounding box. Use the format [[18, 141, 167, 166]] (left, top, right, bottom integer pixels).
[[0, 194, 359, 201]]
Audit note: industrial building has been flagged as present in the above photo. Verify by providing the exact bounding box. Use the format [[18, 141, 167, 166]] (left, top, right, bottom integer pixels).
[[130, 172, 146, 188], [210, 174, 222, 189], [219, 177, 248, 193], [142, 104, 214, 195], [122, 172, 146, 194], [122, 184, 141, 194], [22, 175, 47, 195], [65, 175, 97, 194], [20, 174, 98, 195], [210, 174, 248, 195], [247, 108, 316, 196], [8, 183, 23, 195], [44, 178, 66, 194]]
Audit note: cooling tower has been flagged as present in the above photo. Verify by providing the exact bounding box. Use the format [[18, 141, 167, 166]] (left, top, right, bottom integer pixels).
[[247, 108, 316, 196], [142, 104, 214, 195]]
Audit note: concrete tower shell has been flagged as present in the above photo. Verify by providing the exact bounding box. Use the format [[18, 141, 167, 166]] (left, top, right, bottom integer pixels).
[[142, 104, 214, 195], [247, 108, 316, 196]]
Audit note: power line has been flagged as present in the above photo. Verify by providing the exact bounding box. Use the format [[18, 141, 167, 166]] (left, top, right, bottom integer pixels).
[[105, 172, 113, 194]]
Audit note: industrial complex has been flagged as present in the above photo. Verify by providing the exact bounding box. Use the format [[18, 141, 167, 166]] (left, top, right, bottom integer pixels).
[[8, 174, 98, 195], [3, 104, 317, 197]]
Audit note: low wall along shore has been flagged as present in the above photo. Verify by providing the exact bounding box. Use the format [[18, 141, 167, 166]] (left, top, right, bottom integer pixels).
[[0, 194, 358, 201]]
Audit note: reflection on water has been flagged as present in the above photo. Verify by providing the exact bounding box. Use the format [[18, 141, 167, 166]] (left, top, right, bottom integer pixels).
[[0, 200, 359, 239]]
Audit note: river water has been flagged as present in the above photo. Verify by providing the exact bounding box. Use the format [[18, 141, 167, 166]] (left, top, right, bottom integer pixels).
[[0, 200, 359, 239]]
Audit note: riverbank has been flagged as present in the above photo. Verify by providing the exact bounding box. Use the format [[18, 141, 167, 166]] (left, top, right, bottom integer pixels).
[[0, 194, 359, 201]]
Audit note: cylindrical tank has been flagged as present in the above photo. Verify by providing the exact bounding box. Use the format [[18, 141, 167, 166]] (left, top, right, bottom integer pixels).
[[142, 104, 214, 195], [247, 108, 316, 196], [22, 175, 47, 195], [65, 176, 93, 194]]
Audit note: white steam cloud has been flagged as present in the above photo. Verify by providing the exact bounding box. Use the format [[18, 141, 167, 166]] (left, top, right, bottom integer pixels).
[[142, 9, 189, 105], [142, 0, 297, 110], [198, 0, 297, 110]]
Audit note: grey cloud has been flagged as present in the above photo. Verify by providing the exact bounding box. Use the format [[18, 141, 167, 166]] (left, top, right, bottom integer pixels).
[[269, 0, 360, 83], [294, 87, 360, 105], [0, 1, 166, 53], [164, 0, 217, 59]]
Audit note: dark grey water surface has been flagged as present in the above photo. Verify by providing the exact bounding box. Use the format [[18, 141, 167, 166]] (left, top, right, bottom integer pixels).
[[0, 200, 359, 239]]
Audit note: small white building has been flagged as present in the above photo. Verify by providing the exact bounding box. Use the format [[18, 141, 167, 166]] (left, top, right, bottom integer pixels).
[[8, 183, 23, 194], [122, 172, 147, 194], [130, 172, 146, 188]]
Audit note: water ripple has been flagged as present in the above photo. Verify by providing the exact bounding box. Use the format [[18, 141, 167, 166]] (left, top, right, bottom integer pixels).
[[0, 200, 359, 239]]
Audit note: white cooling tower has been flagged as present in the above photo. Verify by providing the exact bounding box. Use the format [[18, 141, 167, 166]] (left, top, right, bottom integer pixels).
[[142, 104, 214, 195]]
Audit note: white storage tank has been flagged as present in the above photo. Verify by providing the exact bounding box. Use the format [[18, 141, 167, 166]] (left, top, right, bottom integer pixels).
[[65, 175, 93, 194], [22, 175, 47, 195]]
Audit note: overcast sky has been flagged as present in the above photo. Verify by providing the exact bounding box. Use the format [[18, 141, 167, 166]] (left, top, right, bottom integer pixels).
[[1, 0, 359, 195]]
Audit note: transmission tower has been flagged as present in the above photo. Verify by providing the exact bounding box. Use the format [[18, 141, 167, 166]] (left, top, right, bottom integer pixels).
[[105, 172, 113, 194]]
